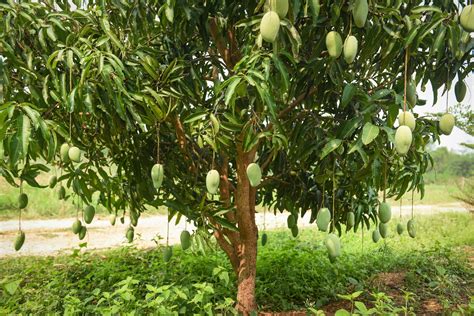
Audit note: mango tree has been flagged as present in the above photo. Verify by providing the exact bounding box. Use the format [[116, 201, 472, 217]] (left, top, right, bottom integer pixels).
[[0, 0, 473, 312]]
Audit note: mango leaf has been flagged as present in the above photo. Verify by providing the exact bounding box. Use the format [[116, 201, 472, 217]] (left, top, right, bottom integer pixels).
[[341, 84, 356, 108], [361, 123, 379, 145], [320, 139, 342, 159]]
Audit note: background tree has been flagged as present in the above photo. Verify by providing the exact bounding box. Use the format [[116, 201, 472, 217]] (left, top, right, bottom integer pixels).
[[0, 0, 473, 312]]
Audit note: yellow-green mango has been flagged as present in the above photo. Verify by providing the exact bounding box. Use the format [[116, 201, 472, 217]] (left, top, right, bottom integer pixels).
[[151, 163, 164, 190], [379, 222, 389, 238], [126, 227, 134, 243], [68, 146, 82, 163], [326, 31, 343, 58], [460, 5, 474, 32], [206, 169, 220, 194], [316, 207, 331, 231], [60, 143, 70, 162], [246, 163, 262, 187], [346, 211, 355, 229], [109, 214, 117, 226], [269, 0, 288, 18], [398, 111, 416, 131], [455, 81, 466, 102], [72, 219, 82, 234], [394, 125, 412, 155], [260, 11, 280, 43], [353, 0, 368, 28], [325, 233, 341, 258], [180, 230, 192, 250], [378, 202, 391, 223], [14, 231, 25, 251], [18, 193, 28, 209], [343, 35, 358, 64], [439, 113, 455, 135], [84, 205, 95, 224]]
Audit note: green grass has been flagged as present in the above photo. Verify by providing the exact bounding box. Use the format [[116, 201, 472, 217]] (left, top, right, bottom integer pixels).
[[0, 213, 472, 314]]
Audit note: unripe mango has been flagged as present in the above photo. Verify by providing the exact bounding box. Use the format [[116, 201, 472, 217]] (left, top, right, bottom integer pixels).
[[84, 205, 95, 224], [325, 233, 341, 258], [14, 231, 25, 251], [18, 193, 28, 209], [60, 143, 70, 162], [310, 0, 320, 19], [163, 246, 173, 262], [109, 214, 117, 226], [378, 202, 391, 223], [353, 0, 368, 28], [269, 0, 289, 18], [316, 208, 331, 231], [68, 146, 82, 163], [49, 176, 58, 188], [396, 222, 404, 235], [326, 31, 343, 58], [439, 113, 455, 135], [407, 219, 416, 238], [460, 5, 474, 32], [72, 219, 82, 234], [406, 81, 417, 107], [78, 226, 87, 240], [379, 222, 389, 238], [372, 229, 381, 243], [180, 230, 192, 250], [206, 169, 220, 194], [58, 185, 66, 200], [246, 163, 262, 187], [261, 232, 268, 246], [151, 163, 164, 190], [394, 126, 412, 155], [126, 227, 134, 243], [346, 211, 355, 229], [260, 11, 280, 43], [291, 225, 299, 237], [398, 111, 416, 131], [455, 81, 466, 102], [287, 214, 296, 228], [343, 35, 358, 64]]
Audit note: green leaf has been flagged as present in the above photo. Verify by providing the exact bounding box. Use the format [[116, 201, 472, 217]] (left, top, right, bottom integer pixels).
[[320, 139, 342, 159], [2, 279, 22, 295], [361, 123, 379, 145], [341, 84, 356, 108], [224, 77, 242, 106]]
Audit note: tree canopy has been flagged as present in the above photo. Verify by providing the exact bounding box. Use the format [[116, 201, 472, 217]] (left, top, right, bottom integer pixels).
[[1, 0, 473, 312]]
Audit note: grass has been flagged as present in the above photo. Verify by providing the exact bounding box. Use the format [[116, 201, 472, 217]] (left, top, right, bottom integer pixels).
[[0, 175, 465, 221], [0, 212, 472, 314]]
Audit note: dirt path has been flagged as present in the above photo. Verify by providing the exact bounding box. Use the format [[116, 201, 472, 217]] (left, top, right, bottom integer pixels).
[[0, 203, 467, 257]]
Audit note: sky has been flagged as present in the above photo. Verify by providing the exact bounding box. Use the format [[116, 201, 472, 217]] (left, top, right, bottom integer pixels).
[[415, 73, 473, 153]]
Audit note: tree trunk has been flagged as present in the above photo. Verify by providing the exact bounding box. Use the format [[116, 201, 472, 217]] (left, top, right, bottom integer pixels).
[[234, 148, 258, 314]]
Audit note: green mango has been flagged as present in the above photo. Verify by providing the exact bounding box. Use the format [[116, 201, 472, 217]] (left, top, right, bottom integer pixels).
[[151, 163, 164, 190], [84, 205, 95, 224], [261, 232, 268, 246], [407, 219, 416, 238], [60, 143, 70, 162], [206, 169, 220, 194], [346, 211, 355, 229], [372, 229, 381, 243], [18, 193, 28, 209], [406, 81, 417, 107], [379, 222, 389, 238], [246, 163, 262, 187], [353, 0, 368, 28], [49, 176, 58, 188], [260, 11, 280, 43], [439, 113, 455, 135], [460, 5, 474, 32], [269, 0, 288, 18], [455, 81, 466, 103], [291, 225, 299, 237], [14, 231, 25, 251], [126, 227, 134, 243], [316, 208, 331, 231], [287, 214, 296, 228], [72, 219, 82, 234], [58, 185, 66, 200], [394, 126, 412, 155], [326, 31, 342, 58], [398, 111, 416, 131], [343, 35, 358, 64], [378, 202, 391, 223], [78, 226, 87, 240], [163, 246, 173, 262], [397, 222, 404, 235], [68, 146, 82, 163], [325, 233, 341, 258], [180, 230, 192, 250], [109, 214, 117, 226], [130, 210, 139, 227]]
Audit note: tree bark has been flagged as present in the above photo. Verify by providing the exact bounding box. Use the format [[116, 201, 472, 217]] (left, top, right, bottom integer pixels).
[[234, 147, 258, 313]]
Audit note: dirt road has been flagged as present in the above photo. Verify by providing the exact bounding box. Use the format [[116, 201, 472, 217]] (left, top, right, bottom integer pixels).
[[0, 203, 467, 257]]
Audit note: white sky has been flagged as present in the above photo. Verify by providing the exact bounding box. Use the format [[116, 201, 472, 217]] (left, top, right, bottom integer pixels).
[[415, 73, 473, 153]]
